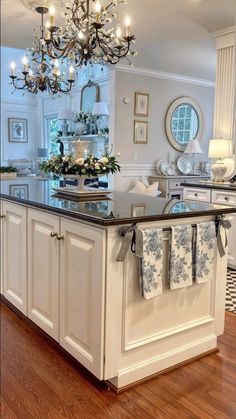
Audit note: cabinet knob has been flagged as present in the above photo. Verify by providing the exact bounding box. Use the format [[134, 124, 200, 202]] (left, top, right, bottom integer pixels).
[[194, 193, 198, 197], [57, 235, 64, 241], [50, 232, 57, 238], [224, 196, 229, 201], [0, 215, 6, 219]]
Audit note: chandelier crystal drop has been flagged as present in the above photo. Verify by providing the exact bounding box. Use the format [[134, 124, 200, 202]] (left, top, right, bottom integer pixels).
[[9, 9, 75, 95]]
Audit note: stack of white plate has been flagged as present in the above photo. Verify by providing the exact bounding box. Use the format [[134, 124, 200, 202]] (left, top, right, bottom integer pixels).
[[156, 160, 175, 176]]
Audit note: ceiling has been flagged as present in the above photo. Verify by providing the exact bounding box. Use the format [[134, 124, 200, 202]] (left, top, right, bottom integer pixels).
[[1, 0, 235, 81]]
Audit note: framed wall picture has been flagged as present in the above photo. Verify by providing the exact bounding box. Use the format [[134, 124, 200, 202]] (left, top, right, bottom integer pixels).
[[134, 92, 149, 117], [131, 204, 146, 218], [8, 118, 28, 143], [9, 184, 29, 200], [134, 120, 148, 144]]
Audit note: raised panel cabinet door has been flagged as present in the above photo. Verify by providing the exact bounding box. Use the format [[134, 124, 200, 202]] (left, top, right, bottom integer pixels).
[[60, 219, 106, 380], [2, 201, 27, 314], [227, 213, 236, 269], [28, 209, 60, 341]]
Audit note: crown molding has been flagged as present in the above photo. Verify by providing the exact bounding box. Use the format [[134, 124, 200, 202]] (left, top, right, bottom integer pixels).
[[212, 25, 236, 38], [212, 26, 236, 49], [113, 65, 215, 88]]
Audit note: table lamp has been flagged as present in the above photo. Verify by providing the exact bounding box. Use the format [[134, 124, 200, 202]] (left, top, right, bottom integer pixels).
[[208, 138, 233, 182], [58, 108, 73, 136], [184, 139, 203, 175], [92, 102, 109, 133]]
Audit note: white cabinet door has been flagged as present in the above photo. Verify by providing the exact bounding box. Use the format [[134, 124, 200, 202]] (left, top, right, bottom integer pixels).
[[60, 219, 106, 379], [2, 201, 27, 314], [28, 209, 60, 340]]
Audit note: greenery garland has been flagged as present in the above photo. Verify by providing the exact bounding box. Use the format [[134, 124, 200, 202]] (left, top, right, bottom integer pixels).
[[41, 153, 120, 177]]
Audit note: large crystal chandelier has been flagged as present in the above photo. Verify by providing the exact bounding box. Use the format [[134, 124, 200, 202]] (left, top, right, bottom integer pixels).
[[44, 0, 136, 66], [9, 7, 75, 95]]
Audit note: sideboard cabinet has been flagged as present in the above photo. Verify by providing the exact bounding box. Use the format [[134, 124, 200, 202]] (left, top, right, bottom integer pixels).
[[183, 186, 236, 269]]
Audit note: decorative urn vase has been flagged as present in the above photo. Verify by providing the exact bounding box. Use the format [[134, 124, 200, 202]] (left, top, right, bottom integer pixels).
[[74, 122, 88, 136]]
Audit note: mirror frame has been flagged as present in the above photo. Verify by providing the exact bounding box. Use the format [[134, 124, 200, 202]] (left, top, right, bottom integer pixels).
[[165, 96, 204, 152], [80, 80, 100, 113]]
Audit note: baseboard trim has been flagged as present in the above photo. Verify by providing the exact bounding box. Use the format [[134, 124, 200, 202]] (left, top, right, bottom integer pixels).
[[106, 347, 219, 393]]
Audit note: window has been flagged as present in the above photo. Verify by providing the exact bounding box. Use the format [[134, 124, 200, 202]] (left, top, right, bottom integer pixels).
[[45, 116, 59, 155]]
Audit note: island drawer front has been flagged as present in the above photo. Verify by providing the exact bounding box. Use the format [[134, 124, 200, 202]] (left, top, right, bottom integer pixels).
[[169, 180, 183, 190], [212, 190, 236, 206], [183, 188, 211, 202]]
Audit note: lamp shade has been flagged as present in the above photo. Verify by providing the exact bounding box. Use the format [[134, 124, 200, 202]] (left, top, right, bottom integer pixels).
[[208, 139, 233, 159], [37, 148, 48, 158], [184, 139, 203, 154], [58, 107, 73, 120], [92, 102, 109, 116]]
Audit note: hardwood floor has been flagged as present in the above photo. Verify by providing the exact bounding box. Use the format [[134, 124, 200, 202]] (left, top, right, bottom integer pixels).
[[1, 301, 236, 419]]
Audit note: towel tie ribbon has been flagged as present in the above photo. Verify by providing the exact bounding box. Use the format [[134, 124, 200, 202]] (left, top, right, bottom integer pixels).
[[116, 225, 144, 262], [216, 215, 232, 257]]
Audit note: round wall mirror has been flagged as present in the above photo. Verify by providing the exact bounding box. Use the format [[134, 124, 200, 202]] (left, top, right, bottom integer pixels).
[[165, 97, 204, 152]]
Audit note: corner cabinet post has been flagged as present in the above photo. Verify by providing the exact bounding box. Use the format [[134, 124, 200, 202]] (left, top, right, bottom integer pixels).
[[59, 219, 106, 380], [27, 209, 60, 341], [2, 201, 27, 314]]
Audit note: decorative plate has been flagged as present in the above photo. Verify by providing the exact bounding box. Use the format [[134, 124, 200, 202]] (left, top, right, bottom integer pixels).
[[222, 158, 235, 180], [160, 161, 170, 176], [156, 160, 163, 175], [177, 156, 193, 175]]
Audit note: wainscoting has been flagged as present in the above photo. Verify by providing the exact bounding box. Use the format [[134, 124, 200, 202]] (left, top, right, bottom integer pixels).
[[114, 164, 157, 192]]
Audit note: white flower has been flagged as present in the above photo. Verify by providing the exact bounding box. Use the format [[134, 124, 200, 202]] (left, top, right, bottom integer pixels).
[[95, 163, 100, 170], [102, 166, 107, 171], [99, 157, 109, 165], [62, 156, 69, 162], [75, 158, 85, 166]]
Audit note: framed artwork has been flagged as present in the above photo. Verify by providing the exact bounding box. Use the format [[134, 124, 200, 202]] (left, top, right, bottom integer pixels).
[[8, 118, 28, 143], [134, 120, 148, 144], [131, 204, 146, 218], [9, 184, 29, 200], [134, 92, 149, 117]]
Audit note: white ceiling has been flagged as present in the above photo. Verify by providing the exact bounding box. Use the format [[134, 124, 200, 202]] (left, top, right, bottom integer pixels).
[[1, 0, 236, 81]]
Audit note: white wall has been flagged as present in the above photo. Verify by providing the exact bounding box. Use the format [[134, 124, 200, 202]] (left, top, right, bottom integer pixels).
[[112, 69, 215, 191], [1, 46, 38, 165]]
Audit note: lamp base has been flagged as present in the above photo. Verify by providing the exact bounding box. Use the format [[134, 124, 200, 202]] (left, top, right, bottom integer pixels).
[[211, 159, 227, 183]]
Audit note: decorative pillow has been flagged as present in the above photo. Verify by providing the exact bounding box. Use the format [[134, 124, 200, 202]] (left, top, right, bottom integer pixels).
[[129, 180, 161, 197], [129, 181, 146, 194]]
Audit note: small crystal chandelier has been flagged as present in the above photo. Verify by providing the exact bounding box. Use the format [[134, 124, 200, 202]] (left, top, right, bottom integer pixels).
[[9, 7, 75, 95]]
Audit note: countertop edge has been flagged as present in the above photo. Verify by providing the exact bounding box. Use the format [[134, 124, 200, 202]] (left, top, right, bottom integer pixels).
[[181, 182, 236, 191], [1, 193, 236, 227]]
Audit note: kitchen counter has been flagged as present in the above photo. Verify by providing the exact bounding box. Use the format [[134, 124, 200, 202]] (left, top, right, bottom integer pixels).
[[1, 178, 235, 226], [1, 177, 235, 390]]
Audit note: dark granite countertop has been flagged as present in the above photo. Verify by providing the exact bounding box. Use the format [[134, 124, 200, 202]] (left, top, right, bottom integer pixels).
[[1, 179, 236, 226], [181, 181, 236, 192]]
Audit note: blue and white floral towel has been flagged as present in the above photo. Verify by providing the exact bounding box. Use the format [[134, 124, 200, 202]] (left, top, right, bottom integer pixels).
[[170, 225, 193, 290], [195, 221, 216, 284], [139, 228, 163, 300]]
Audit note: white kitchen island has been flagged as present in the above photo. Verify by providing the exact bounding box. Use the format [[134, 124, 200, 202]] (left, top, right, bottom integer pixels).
[[1, 178, 235, 391]]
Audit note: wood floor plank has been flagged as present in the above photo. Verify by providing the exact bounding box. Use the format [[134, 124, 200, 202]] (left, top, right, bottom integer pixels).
[[1, 301, 236, 418]]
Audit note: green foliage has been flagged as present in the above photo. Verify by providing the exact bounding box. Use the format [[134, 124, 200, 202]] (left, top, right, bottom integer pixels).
[[40, 153, 120, 177], [0, 166, 17, 173]]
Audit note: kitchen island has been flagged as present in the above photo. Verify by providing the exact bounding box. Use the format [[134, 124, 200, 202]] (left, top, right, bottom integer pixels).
[[1, 178, 236, 391]]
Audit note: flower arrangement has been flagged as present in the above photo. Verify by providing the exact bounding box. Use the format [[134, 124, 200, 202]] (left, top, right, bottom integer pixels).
[[40, 153, 120, 177], [74, 111, 93, 123]]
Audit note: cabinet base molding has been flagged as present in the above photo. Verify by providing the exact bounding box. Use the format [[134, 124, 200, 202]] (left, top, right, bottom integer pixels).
[[106, 346, 219, 393], [0, 296, 108, 392]]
